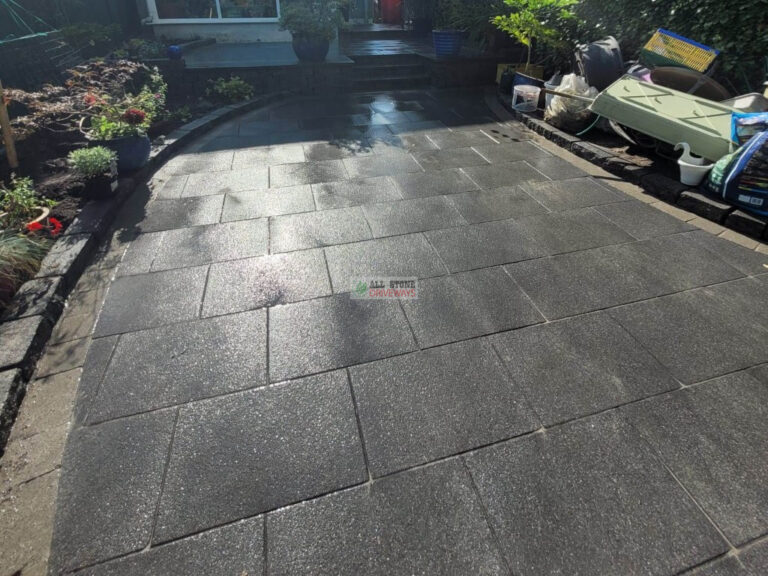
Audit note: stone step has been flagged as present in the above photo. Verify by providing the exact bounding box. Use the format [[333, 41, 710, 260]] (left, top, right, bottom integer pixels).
[[352, 63, 427, 78], [352, 74, 431, 92]]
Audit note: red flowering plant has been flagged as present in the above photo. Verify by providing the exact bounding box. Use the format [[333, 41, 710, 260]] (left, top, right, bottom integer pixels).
[[26, 217, 63, 237]]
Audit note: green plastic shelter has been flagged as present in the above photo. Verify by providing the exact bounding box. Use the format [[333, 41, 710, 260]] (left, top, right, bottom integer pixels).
[[590, 76, 736, 161]]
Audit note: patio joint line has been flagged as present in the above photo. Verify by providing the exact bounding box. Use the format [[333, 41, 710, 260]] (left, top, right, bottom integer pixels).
[[459, 456, 515, 576], [148, 407, 181, 548], [345, 368, 373, 483]]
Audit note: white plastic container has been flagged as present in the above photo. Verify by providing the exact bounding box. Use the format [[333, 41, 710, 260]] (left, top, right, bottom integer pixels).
[[675, 142, 713, 186], [512, 85, 541, 112]]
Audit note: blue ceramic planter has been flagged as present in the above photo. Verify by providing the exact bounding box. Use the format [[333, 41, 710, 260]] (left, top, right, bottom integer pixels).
[[97, 135, 151, 173], [433, 30, 464, 58], [292, 35, 330, 63]]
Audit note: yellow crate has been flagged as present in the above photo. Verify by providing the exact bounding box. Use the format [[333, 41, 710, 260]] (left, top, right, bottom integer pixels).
[[641, 29, 718, 73]]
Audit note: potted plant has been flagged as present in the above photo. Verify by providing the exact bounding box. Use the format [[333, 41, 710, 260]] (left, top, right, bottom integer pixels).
[[404, 0, 436, 36], [432, 0, 465, 58], [68, 146, 119, 198], [279, 0, 346, 63], [492, 0, 576, 86], [86, 104, 152, 173]]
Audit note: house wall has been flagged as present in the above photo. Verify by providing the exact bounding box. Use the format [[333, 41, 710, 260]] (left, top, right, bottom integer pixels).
[[150, 22, 290, 43]]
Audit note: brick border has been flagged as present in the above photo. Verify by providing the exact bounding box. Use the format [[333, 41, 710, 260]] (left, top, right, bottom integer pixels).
[[0, 93, 286, 452], [497, 93, 768, 242]]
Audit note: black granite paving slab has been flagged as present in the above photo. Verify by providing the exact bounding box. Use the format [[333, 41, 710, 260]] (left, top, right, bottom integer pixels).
[[464, 412, 727, 576], [149, 219, 268, 271], [491, 313, 679, 425], [269, 160, 348, 188], [88, 311, 267, 423], [412, 147, 489, 171], [473, 141, 551, 164], [231, 143, 306, 168], [425, 130, 497, 149], [391, 168, 478, 199], [93, 267, 207, 337], [270, 207, 372, 252], [49, 410, 176, 573], [522, 177, 626, 211], [202, 249, 331, 317], [595, 200, 697, 240], [183, 167, 270, 197], [625, 371, 768, 545], [362, 196, 466, 237], [79, 517, 264, 576], [343, 153, 423, 178], [324, 233, 447, 292], [154, 371, 366, 542], [269, 294, 417, 381], [426, 219, 545, 272], [683, 229, 768, 276], [463, 161, 549, 190], [401, 267, 543, 348], [221, 185, 316, 221], [609, 278, 768, 384], [509, 233, 743, 319], [742, 541, 768, 576], [267, 459, 508, 576], [138, 196, 224, 233], [350, 339, 539, 476], [312, 176, 402, 209], [448, 186, 548, 223], [512, 207, 634, 255], [527, 155, 588, 180]]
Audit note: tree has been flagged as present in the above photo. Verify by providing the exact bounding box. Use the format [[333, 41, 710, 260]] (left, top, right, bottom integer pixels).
[[492, 0, 577, 71]]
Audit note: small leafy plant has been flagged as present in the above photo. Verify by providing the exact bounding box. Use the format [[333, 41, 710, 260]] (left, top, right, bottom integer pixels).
[[207, 77, 254, 104], [0, 177, 55, 228], [279, 0, 347, 41], [68, 147, 117, 179]]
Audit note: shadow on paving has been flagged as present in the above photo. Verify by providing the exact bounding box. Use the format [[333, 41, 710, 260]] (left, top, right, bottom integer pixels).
[[46, 88, 768, 576]]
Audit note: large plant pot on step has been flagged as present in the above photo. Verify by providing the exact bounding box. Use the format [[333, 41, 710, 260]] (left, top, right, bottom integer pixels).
[[433, 30, 464, 58], [96, 135, 151, 173], [292, 35, 330, 63]]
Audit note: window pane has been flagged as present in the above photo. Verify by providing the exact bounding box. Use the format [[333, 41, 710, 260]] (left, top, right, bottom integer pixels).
[[155, 0, 218, 19], [219, 0, 278, 18]]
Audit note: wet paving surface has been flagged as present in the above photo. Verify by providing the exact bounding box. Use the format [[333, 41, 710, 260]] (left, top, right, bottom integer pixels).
[[48, 89, 768, 575]]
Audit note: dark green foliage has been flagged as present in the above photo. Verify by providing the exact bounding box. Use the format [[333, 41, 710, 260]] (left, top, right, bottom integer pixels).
[[566, 0, 767, 92], [279, 0, 347, 41]]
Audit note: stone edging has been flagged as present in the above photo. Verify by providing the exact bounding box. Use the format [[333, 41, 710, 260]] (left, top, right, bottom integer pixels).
[[0, 92, 286, 452], [497, 93, 768, 241]]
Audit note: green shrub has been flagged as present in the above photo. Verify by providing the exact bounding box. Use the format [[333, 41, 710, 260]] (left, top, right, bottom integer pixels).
[[207, 77, 254, 104], [68, 147, 117, 179], [0, 232, 51, 310], [279, 0, 347, 41], [0, 177, 55, 228], [61, 23, 122, 56]]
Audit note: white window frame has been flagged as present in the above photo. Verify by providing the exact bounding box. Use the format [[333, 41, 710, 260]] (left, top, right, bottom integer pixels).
[[146, 0, 281, 24]]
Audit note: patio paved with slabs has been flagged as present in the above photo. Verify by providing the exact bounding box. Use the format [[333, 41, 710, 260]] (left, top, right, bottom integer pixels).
[[48, 89, 768, 575]]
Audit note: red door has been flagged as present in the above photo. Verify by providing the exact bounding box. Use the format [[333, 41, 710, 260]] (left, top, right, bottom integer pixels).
[[381, 0, 402, 24]]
